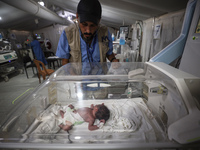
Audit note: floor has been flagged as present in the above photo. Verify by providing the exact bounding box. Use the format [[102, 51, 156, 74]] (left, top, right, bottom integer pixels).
[[0, 65, 59, 126]]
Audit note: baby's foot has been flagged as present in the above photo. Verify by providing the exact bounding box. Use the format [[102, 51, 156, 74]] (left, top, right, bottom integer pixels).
[[60, 110, 65, 118]]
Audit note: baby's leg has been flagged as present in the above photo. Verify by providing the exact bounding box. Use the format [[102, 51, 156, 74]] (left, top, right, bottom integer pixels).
[[59, 121, 73, 131], [65, 121, 73, 126], [59, 124, 72, 131]]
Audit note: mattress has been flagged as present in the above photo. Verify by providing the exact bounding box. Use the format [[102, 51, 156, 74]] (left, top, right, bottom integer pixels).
[[21, 98, 167, 144]]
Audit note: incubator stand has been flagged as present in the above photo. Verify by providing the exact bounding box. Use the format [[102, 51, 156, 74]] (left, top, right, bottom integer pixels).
[[0, 62, 199, 149]]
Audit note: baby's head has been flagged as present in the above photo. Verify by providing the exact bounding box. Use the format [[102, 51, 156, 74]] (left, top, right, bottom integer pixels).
[[95, 104, 110, 121]]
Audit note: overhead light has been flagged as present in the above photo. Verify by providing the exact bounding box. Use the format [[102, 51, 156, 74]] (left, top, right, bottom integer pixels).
[[38, 1, 45, 6], [0, 17, 2, 20], [35, 19, 39, 24], [87, 83, 98, 87], [87, 83, 111, 87], [74, 136, 81, 140]]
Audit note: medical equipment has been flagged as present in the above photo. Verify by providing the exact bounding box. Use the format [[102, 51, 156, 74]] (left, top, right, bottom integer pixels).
[[0, 62, 199, 149], [179, 0, 200, 77], [0, 50, 17, 63], [0, 42, 20, 81], [150, 0, 200, 78]]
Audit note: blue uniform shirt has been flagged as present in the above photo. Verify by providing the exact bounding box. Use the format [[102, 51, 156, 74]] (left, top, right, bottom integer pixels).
[[31, 40, 47, 65], [56, 29, 113, 62]]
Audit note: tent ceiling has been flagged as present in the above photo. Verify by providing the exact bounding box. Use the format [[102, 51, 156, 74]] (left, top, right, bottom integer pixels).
[[0, 0, 189, 31]]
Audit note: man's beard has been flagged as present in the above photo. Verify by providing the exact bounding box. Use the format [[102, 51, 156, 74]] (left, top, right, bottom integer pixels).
[[81, 32, 94, 43]]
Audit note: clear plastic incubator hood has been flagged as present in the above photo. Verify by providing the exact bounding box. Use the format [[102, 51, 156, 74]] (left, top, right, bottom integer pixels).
[[0, 62, 200, 149]]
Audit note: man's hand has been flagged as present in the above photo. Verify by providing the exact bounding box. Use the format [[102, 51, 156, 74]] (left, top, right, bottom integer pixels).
[[107, 53, 118, 63], [112, 58, 119, 62]]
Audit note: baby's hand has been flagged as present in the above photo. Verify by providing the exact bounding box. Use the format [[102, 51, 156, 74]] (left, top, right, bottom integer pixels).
[[73, 109, 77, 113], [97, 120, 105, 129], [100, 119, 105, 124], [68, 104, 74, 109], [68, 104, 77, 113]]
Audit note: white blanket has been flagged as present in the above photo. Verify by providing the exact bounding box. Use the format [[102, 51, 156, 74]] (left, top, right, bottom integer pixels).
[[24, 98, 159, 143]]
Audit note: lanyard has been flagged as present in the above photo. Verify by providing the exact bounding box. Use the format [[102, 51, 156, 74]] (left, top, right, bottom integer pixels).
[[87, 35, 97, 62]]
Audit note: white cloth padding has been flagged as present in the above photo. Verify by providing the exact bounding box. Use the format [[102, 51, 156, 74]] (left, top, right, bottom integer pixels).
[[27, 98, 159, 143]]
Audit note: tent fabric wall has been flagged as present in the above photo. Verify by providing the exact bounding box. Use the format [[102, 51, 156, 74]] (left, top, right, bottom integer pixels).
[[11, 30, 31, 44], [0, 29, 31, 44], [141, 9, 185, 62]]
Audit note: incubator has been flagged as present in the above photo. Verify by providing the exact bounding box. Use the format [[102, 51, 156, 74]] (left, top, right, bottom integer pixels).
[[0, 62, 199, 149]]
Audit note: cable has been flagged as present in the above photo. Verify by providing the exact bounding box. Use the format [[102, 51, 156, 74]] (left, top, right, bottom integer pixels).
[[12, 88, 34, 104]]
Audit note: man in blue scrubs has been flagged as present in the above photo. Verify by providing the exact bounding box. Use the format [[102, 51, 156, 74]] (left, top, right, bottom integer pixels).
[[56, 0, 118, 65]]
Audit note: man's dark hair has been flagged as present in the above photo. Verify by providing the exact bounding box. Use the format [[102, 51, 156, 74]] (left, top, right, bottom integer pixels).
[[95, 105, 110, 121]]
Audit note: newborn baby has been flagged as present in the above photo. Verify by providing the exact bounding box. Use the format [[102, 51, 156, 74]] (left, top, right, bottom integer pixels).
[[59, 103, 110, 131]]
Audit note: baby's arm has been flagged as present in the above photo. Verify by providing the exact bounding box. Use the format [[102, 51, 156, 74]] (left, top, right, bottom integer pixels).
[[59, 123, 72, 131], [68, 104, 74, 109], [88, 120, 99, 131], [68, 104, 77, 113]]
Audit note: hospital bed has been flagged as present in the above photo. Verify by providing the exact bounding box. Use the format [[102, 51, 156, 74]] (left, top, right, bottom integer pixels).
[[0, 62, 199, 149]]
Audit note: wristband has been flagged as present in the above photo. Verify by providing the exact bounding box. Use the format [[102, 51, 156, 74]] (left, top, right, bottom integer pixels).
[[110, 57, 116, 62]]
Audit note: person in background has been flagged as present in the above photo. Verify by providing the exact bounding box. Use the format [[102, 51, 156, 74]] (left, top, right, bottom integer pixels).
[[30, 35, 47, 65], [56, 0, 119, 65]]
